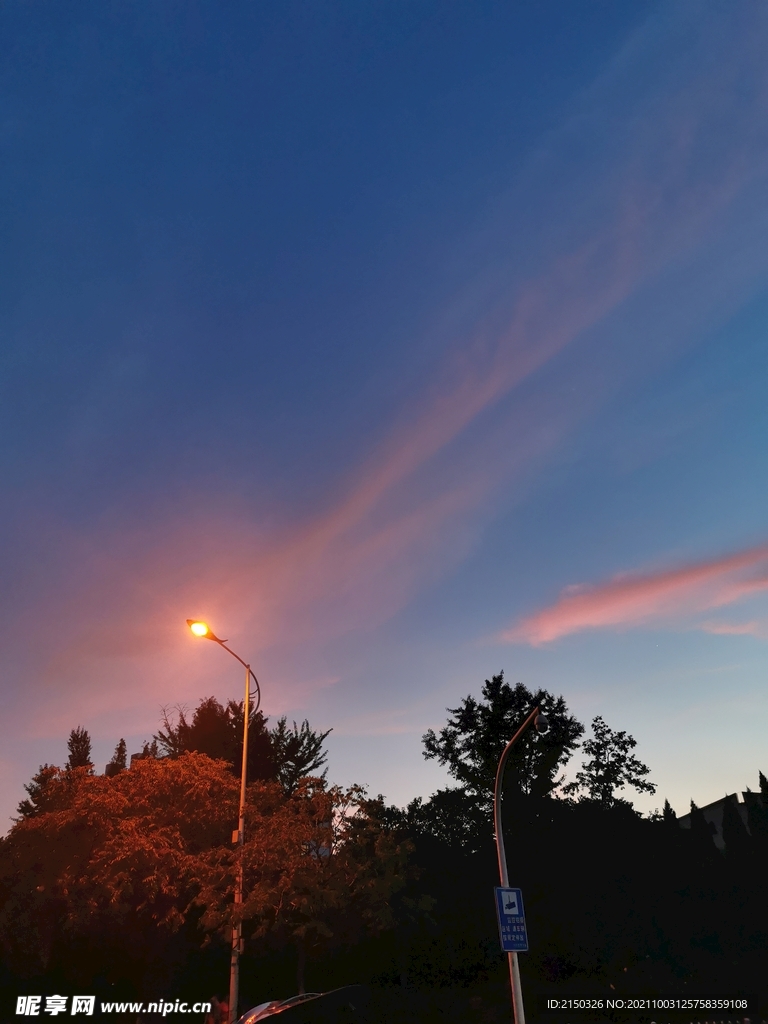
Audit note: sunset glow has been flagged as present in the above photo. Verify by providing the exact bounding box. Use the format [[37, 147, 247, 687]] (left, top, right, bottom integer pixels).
[[1, 2, 767, 833]]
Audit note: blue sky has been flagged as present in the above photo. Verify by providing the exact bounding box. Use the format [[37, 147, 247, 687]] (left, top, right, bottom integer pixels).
[[2, 0, 768, 827]]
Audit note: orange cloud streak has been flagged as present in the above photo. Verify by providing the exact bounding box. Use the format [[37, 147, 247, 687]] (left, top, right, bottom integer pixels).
[[504, 545, 768, 645]]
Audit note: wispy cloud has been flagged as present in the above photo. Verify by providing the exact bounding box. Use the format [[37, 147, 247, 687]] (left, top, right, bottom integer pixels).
[[504, 545, 768, 645]]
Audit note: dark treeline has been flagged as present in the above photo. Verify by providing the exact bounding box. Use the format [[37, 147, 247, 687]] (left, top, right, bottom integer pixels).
[[2, 675, 767, 1023], [370, 675, 768, 1017]]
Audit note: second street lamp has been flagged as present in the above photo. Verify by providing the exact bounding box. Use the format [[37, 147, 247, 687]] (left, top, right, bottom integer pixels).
[[494, 706, 549, 1024], [186, 620, 261, 1024]]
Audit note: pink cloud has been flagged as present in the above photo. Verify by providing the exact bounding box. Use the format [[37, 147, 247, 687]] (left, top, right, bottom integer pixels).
[[503, 545, 768, 645]]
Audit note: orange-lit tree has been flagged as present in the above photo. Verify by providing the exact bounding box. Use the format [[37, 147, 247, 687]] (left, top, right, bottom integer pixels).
[[193, 779, 413, 993], [2, 753, 412, 997], [0, 754, 238, 986]]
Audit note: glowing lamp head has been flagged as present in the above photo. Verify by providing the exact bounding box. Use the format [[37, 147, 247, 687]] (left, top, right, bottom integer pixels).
[[187, 620, 210, 637]]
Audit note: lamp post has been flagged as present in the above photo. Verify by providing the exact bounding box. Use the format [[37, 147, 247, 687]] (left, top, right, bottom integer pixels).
[[493, 706, 549, 1024], [186, 620, 261, 1024]]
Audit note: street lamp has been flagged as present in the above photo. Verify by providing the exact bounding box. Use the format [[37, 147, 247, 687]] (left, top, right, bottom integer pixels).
[[494, 706, 549, 1024], [186, 620, 261, 1024]]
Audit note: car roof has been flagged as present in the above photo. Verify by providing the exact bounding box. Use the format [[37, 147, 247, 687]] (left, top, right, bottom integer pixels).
[[236, 994, 321, 1023], [234, 1002, 280, 1024]]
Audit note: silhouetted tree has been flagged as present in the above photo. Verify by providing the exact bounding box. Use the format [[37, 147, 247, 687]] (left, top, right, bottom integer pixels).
[[270, 718, 332, 794], [156, 697, 274, 778], [746, 774, 768, 844], [390, 787, 492, 853], [155, 698, 330, 794], [65, 726, 93, 772], [15, 765, 62, 820], [562, 715, 656, 808], [422, 673, 583, 806], [105, 738, 127, 777], [662, 798, 677, 825], [136, 739, 159, 760], [721, 794, 751, 860]]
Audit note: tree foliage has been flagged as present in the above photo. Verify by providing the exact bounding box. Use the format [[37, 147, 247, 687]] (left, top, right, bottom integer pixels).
[[0, 755, 238, 978], [105, 738, 127, 777], [422, 673, 584, 804], [10, 681, 768, 1012], [3, 751, 404, 997], [155, 697, 270, 772], [65, 726, 93, 772], [562, 715, 656, 808], [269, 718, 332, 795], [16, 765, 63, 820], [155, 698, 331, 794], [192, 780, 412, 992], [392, 788, 492, 853]]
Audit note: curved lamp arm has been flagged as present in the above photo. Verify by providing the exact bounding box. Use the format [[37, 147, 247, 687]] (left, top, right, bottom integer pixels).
[[212, 640, 262, 715], [493, 704, 539, 887], [186, 620, 261, 712]]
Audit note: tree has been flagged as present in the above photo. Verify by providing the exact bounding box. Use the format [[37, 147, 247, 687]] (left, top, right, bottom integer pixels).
[[137, 739, 159, 760], [746, 772, 768, 845], [5, 747, 408, 998], [422, 673, 584, 806], [562, 715, 655, 809], [270, 718, 332, 795], [662, 799, 677, 825], [155, 698, 331, 794], [194, 780, 412, 994], [394, 788, 492, 853], [721, 795, 751, 860], [0, 754, 238, 984], [105, 739, 127, 777], [65, 726, 93, 772], [156, 698, 275, 781], [15, 765, 63, 820]]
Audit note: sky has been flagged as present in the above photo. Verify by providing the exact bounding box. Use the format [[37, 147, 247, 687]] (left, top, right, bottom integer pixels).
[[2, 0, 768, 829]]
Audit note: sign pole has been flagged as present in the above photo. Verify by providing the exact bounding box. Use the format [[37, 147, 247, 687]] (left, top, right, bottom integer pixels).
[[494, 888, 529, 1024], [493, 706, 540, 1024]]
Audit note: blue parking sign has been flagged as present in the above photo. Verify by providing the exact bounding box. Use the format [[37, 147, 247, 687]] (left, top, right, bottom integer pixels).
[[495, 887, 528, 952]]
